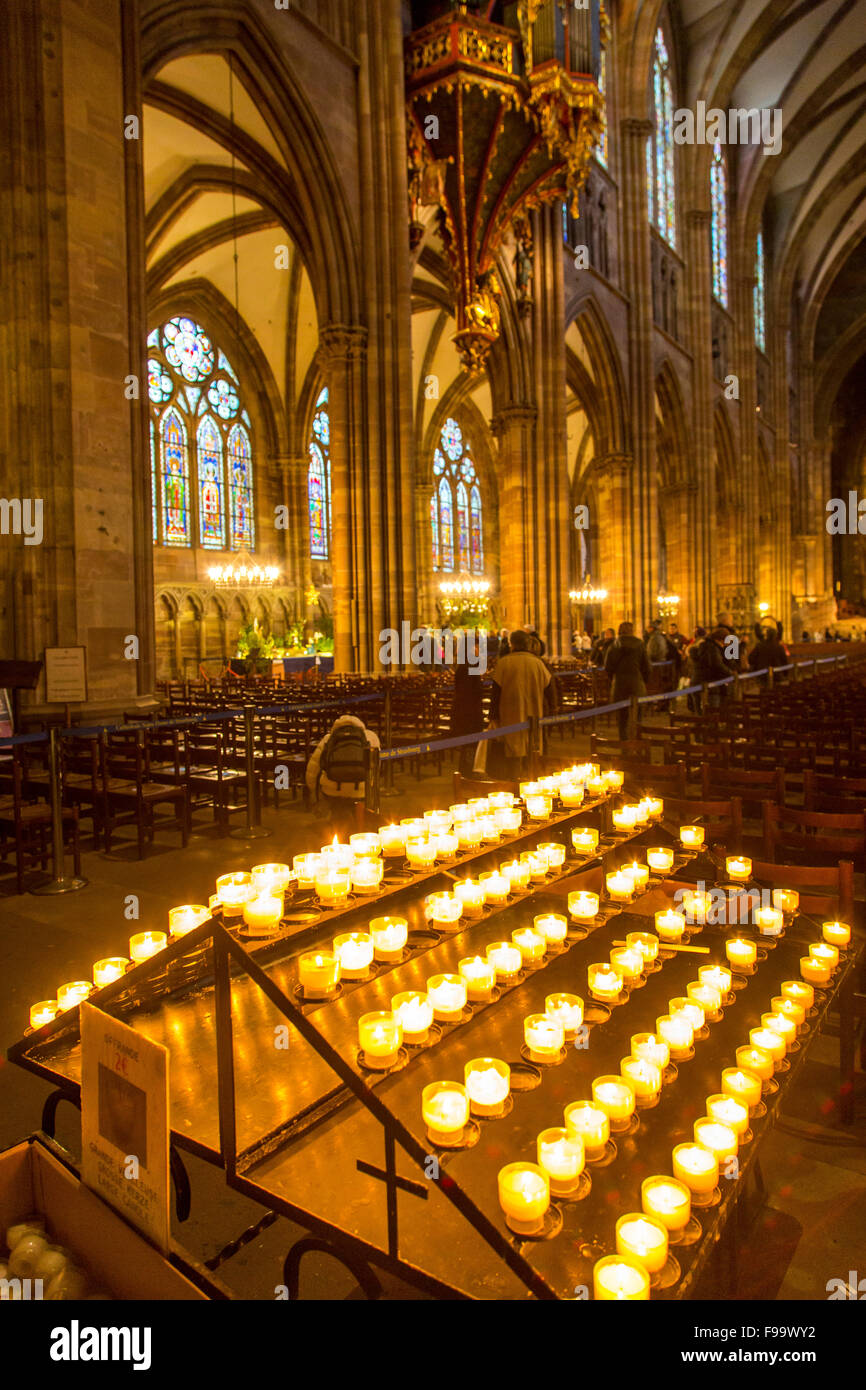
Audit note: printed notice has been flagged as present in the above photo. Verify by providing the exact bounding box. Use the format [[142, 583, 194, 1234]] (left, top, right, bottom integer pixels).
[[44, 645, 87, 703], [80, 1002, 170, 1254]]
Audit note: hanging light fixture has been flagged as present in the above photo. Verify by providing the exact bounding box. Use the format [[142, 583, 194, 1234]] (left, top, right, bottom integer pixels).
[[209, 552, 279, 588], [570, 578, 607, 605], [657, 591, 680, 618]]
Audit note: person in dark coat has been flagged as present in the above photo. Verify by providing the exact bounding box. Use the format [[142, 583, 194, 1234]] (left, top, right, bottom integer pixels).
[[592, 627, 615, 667], [450, 638, 487, 775], [604, 622, 651, 739], [748, 627, 788, 684]]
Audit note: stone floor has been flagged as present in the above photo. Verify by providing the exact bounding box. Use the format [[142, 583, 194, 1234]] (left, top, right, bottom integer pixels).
[[1, 737, 863, 1301]]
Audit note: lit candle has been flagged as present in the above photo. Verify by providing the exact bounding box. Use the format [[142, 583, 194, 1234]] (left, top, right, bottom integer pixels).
[[464, 1058, 510, 1117], [679, 825, 705, 848], [682, 889, 711, 926], [479, 871, 510, 905], [606, 870, 634, 902], [632, 801, 650, 827], [771, 995, 805, 1028], [538, 841, 567, 871], [520, 850, 549, 883], [453, 879, 485, 916], [616, 1213, 669, 1274], [725, 937, 757, 970], [588, 963, 623, 1002], [699, 964, 732, 996], [168, 904, 211, 939], [752, 1027, 787, 1064], [524, 1013, 565, 1062], [351, 858, 384, 894], [369, 916, 408, 962], [486, 941, 522, 983], [726, 856, 752, 882], [406, 837, 437, 870], [624, 861, 650, 890], [333, 931, 374, 980], [426, 892, 463, 928], [772, 889, 799, 915], [754, 906, 784, 938], [498, 1163, 550, 1235], [358, 1011, 402, 1070], [694, 1118, 738, 1162], [392, 991, 434, 1044], [647, 846, 674, 873], [524, 793, 552, 821], [569, 890, 600, 921], [620, 1055, 662, 1099], [500, 859, 531, 890], [242, 894, 283, 937], [781, 979, 814, 1009], [292, 854, 322, 888], [92, 957, 130, 988], [655, 909, 686, 942], [800, 954, 832, 986], [721, 1067, 762, 1109], [644, 796, 664, 820], [216, 871, 255, 914], [657, 1013, 693, 1059], [687, 981, 722, 1020], [673, 1142, 719, 1195], [603, 770, 625, 791], [57, 981, 94, 1011], [631, 1032, 669, 1071], [423, 810, 452, 834], [564, 1101, 610, 1156], [593, 1255, 650, 1301], [512, 927, 545, 964], [314, 867, 350, 908], [494, 806, 523, 833], [761, 1011, 797, 1049], [626, 931, 660, 964], [641, 1176, 691, 1232], [545, 993, 584, 1036], [349, 834, 381, 857], [427, 974, 468, 1023], [592, 1075, 636, 1123], [251, 862, 293, 893], [809, 941, 839, 970], [449, 803, 472, 822], [670, 996, 705, 1032], [29, 1000, 60, 1030], [488, 792, 515, 809], [422, 1082, 469, 1147], [736, 1044, 774, 1081], [320, 838, 354, 869], [706, 1094, 749, 1137], [458, 955, 496, 1002], [129, 931, 167, 964], [586, 775, 607, 796], [537, 1127, 585, 1196], [572, 827, 600, 855], [434, 830, 461, 858], [298, 952, 341, 1000], [534, 912, 568, 946], [612, 806, 638, 832], [559, 782, 585, 807], [379, 824, 407, 857], [822, 920, 850, 948], [610, 946, 643, 983]]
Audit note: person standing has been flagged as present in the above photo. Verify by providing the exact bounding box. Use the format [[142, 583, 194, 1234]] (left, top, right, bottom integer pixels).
[[450, 634, 487, 775], [305, 715, 380, 839], [748, 626, 789, 684], [605, 622, 650, 740], [488, 630, 553, 779]]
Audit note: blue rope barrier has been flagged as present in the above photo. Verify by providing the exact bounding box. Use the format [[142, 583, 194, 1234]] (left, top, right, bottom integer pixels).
[[0, 730, 50, 747], [378, 720, 531, 762]]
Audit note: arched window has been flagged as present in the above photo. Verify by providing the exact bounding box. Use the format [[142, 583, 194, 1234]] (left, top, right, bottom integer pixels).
[[754, 230, 767, 351], [430, 418, 484, 575], [147, 316, 255, 550], [308, 387, 331, 561], [597, 43, 609, 168], [710, 141, 728, 307], [647, 27, 676, 246]]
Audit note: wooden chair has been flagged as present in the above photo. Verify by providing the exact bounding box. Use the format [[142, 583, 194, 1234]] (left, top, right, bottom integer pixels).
[[0, 746, 82, 892], [761, 801, 866, 873], [182, 724, 248, 833], [620, 759, 687, 799], [662, 794, 743, 853], [804, 768, 866, 814], [100, 730, 190, 857], [701, 762, 785, 813]]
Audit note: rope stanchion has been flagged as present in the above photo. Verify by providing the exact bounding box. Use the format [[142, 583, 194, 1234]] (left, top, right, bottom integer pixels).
[[366, 746, 381, 818], [30, 728, 88, 896], [228, 705, 272, 842]]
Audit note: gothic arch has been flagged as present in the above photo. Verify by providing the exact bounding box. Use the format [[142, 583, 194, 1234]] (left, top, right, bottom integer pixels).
[[566, 296, 629, 457]]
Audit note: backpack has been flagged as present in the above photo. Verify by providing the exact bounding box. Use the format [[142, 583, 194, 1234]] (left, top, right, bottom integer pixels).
[[320, 723, 369, 786]]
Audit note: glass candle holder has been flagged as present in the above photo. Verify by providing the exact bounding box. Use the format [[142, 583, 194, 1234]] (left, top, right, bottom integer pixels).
[[799, 954, 832, 986], [687, 981, 722, 1020], [679, 825, 705, 849], [772, 889, 800, 915], [464, 1058, 510, 1117], [392, 991, 434, 1045], [298, 951, 341, 1000], [520, 850, 549, 883], [534, 912, 568, 947], [333, 931, 374, 980], [369, 916, 408, 962], [725, 856, 752, 882], [545, 993, 584, 1036], [568, 890, 600, 922], [647, 846, 675, 874], [754, 906, 784, 938], [537, 1127, 585, 1196], [643, 796, 664, 821], [423, 810, 452, 834], [631, 1032, 669, 1071], [498, 1163, 550, 1235], [620, 1055, 662, 1099], [427, 974, 468, 1023], [750, 1026, 786, 1064], [809, 941, 839, 970], [455, 821, 482, 850], [406, 837, 437, 871], [57, 981, 93, 1011], [603, 770, 625, 791], [422, 1082, 469, 1147], [610, 946, 643, 983], [349, 833, 382, 857], [351, 858, 384, 895], [320, 839, 354, 870], [453, 879, 485, 917], [92, 958, 130, 988], [626, 931, 659, 965], [672, 1143, 718, 1195], [315, 867, 351, 908], [606, 871, 634, 902], [564, 1100, 610, 1157], [458, 956, 496, 1002], [291, 854, 322, 888], [29, 1000, 60, 1030], [500, 859, 531, 890], [616, 1213, 669, 1275], [434, 831, 460, 858], [761, 1011, 797, 1049], [623, 861, 650, 891], [699, 964, 732, 996], [537, 842, 567, 871], [129, 931, 167, 964], [512, 927, 545, 964], [670, 996, 705, 1032], [592, 1075, 636, 1124], [655, 909, 686, 943], [781, 979, 814, 1009], [822, 920, 850, 948], [588, 963, 623, 1002], [216, 872, 255, 914], [572, 827, 600, 855], [771, 995, 805, 1028], [559, 782, 585, 807], [694, 1118, 738, 1162], [586, 775, 606, 796], [612, 806, 638, 833], [475, 817, 500, 846], [449, 803, 472, 822], [632, 802, 651, 827], [524, 794, 553, 821], [242, 895, 283, 937], [656, 1013, 693, 1059], [524, 1013, 565, 1062], [494, 807, 523, 833], [721, 1067, 762, 1109], [641, 1176, 691, 1232], [735, 1044, 774, 1081], [479, 871, 510, 905], [379, 824, 408, 857], [358, 1011, 402, 1070], [251, 862, 293, 894], [682, 889, 711, 927], [706, 1093, 750, 1136], [426, 892, 463, 929], [725, 937, 757, 971], [488, 792, 515, 809], [399, 818, 427, 836], [593, 1255, 650, 1301], [486, 941, 522, 983], [169, 904, 211, 939]]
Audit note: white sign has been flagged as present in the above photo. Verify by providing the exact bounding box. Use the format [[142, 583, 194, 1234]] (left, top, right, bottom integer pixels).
[[44, 645, 87, 703]]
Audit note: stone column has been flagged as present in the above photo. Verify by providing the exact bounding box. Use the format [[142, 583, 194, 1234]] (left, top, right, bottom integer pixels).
[[490, 405, 538, 632], [595, 453, 635, 625], [683, 209, 717, 628]]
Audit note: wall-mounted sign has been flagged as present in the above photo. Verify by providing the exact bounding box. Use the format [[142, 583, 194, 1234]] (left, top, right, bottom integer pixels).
[[44, 646, 87, 703]]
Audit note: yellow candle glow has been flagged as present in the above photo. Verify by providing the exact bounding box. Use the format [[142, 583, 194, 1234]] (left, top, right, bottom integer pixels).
[[369, 916, 408, 961], [612, 806, 638, 832], [524, 1013, 565, 1062], [800, 954, 832, 985], [673, 1142, 719, 1194], [771, 995, 805, 1027], [809, 941, 839, 970], [822, 920, 851, 948], [647, 846, 675, 873], [670, 996, 705, 1031], [216, 871, 255, 912], [616, 1213, 669, 1274], [560, 782, 585, 807], [314, 868, 351, 907], [465, 1058, 510, 1116], [498, 1163, 550, 1234], [251, 862, 293, 893], [706, 1094, 749, 1137], [694, 1118, 738, 1161], [641, 1176, 691, 1232], [656, 909, 686, 942], [455, 821, 482, 849], [682, 889, 711, 926], [358, 1011, 402, 1069], [168, 904, 211, 938], [129, 931, 167, 964], [610, 945, 643, 982], [569, 890, 600, 921], [292, 854, 322, 887], [534, 912, 568, 946], [538, 842, 567, 871], [351, 858, 384, 894], [479, 871, 510, 905], [92, 958, 130, 988], [586, 776, 606, 796], [592, 1075, 636, 1122], [782, 979, 814, 1008], [604, 770, 625, 791], [620, 1056, 662, 1098], [453, 879, 485, 916], [772, 889, 799, 915], [520, 850, 549, 882], [298, 952, 341, 1000], [243, 894, 283, 936], [588, 963, 623, 1002], [333, 931, 374, 980], [406, 837, 437, 870], [679, 825, 705, 848], [57, 981, 94, 1011], [458, 956, 496, 1002], [726, 856, 752, 882], [657, 1013, 693, 1058], [422, 1082, 469, 1147], [475, 818, 500, 846], [593, 1255, 650, 1301], [545, 993, 584, 1035], [29, 1000, 59, 1030], [524, 793, 553, 821], [721, 1067, 762, 1108], [349, 834, 382, 857], [631, 1032, 670, 1070], [512, 927, 545, 964], [644, 797, 664, 820], [687, 981, 722, 1019], [500, 859, 531, 890], [537, 1127, 585, 1195], [494, 807, 523, 833], [699, 964, 732, 996], [564, 1101, 610, 1155], [754, 906, 784, 937], [427, 974, 468, 1023], [572, 827, 600, 855], [379, 824, 408, 856], [736, 1044, 774, 1081], [426, 892, 463, 927], [486, 941, 523, 982], [624, 861, 650, 890], [391, 991, 434, 1044], [761, 1011, 797, 1049], [606, 871, 634, 902], [626, 931, 660, 964], [423, 811, 452, 835], [320, 838, 354, 869], [725, 937, 757, 970]]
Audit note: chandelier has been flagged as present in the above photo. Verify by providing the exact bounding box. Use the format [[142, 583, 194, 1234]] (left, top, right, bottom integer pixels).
[[208, 552, 279, 588], [657, 591, 680, 617], [570, 580, 607, 604], [439, 580, 491, 599]]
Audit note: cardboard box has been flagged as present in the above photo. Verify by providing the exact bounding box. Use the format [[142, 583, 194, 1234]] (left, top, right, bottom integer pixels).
[[0, 1136, 221, 1300]]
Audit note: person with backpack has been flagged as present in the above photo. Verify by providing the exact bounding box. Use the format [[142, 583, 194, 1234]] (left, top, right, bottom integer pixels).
[[305, 715, 380, 839]]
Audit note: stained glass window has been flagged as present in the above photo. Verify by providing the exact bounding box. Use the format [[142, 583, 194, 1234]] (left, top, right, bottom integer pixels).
[[755, 229, 767, 352], [429, 418, 483, 575], [710, 141, 728, 307], [648, 28, 676, 246], [597, 44, 608, 167], [148, 315, 256, 551], [308, 386, 332, 561], [150, 418, 157, 543]]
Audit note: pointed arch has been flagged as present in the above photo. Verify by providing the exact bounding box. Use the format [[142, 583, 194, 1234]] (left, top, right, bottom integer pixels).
[[565, 296, 630, 457]]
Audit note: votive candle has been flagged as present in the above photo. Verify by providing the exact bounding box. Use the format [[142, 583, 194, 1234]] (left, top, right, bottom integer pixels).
[[616, 1213, 669, 1274], [641, 1176, 691, 1232], [465, 1058, 510, 1117], [512, 927, 545, 964], [725, 937, 757, 970], [129, 931, 167, 964], [569, 890, 600, 921], [486, 941, 523, 983], [29, 1000, 59, 1029], [92, 958, 129, 987], [427, 974, 467, 1023], [647, 847, 675, 873], [592, 1075, 636, 1123], [706, 1094, 749, 1137], [498, 1163, 550, 1235], [822, 921, 850, 948], [679, 825, 705, 848], [458, 956, 496, 1002], [333, 931, 374, 980], [673, 1143, 718, 1194], [57, 981, 93, 1011], [736, 1044, 774, 1081], [564, 1101, 609, 1157], [656, 909, 686, 942], [537, 1127, 585, 1195], [392, 991, 434, 1044], [369, 916, 408, 962], [422, 1082, 469, 1147], [535, 912, 568, 946], [524, 1013, 565, 1062], [572, 827, 600, 855], [358, 1011, 402, 1069], [545, 993, 584, 1036], [588, 963, 623, 1002], [298, 951, 341, 1000], [721, 1067, 762, 1108], [593, 1255, 650, 1301]]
